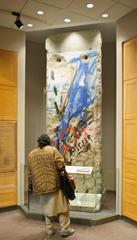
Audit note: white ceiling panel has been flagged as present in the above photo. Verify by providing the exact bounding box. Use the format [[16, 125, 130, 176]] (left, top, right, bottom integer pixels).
[[67, 0, 115, 18], [0, 12, 15, 28], [119, 0, 137, 9], [36, 0, 73, 9], [19, 16, 51, 31], [0, 0, 27, 12], [22, 0, 61, 24], [52, 10, 97, 27], [102, 2, 131, 20]]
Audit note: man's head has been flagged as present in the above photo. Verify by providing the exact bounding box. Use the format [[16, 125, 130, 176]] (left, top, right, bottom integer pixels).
[[37, 134, 51, 148]]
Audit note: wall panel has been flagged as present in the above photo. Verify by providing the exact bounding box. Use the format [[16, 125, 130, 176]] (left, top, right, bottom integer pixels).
[[0, 86, 17, 120], [0, 49, 17, 87], [123, 37, 137, 221], [0, 49, 17, 208], [0, 172, 17, 207]]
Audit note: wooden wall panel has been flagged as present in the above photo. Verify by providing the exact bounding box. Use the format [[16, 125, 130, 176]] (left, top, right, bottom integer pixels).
[[123, 199, 137, 221], [123, 120, 137, 160], [123, 37, 137, 221], [124, 39, 137, 81], [0, 121, 16, 172], [124, 79, 137, 119], [123, 179, 137, 200], [0, 172, 17, 207], [0, 50, 17, 87], [123, 159, 137, 180], [0, 49, 17, 208], [0, 86, 17, 120]]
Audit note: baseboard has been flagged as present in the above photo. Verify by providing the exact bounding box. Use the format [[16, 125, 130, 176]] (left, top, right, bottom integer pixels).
[[105, 190, 116, 193], [0, 205, 18, 213], [121, 215, 137, 226]]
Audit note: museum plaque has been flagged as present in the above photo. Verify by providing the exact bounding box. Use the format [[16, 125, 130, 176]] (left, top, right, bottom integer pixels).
[[66, 166, 93, 174]]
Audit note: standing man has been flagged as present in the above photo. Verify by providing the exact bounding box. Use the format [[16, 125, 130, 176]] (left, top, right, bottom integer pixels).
[[28, 133, 75, 237]]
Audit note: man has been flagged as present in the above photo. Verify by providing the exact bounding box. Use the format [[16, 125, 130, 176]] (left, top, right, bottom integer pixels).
[[28, 133, 75, 237]]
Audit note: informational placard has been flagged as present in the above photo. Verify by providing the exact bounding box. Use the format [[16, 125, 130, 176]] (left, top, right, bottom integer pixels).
[[66, 166, 93, 174]]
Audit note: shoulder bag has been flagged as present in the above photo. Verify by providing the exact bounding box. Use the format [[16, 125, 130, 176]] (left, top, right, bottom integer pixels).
[[60, 170, 76, 200]]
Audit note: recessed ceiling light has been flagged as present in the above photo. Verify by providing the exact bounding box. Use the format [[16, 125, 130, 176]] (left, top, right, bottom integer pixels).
[[27, 23, 33, 27], [64, 18, 71, 23], [37, 10, 44, 15], [102, 13, 109, 18], [86, 3, 94, 8]]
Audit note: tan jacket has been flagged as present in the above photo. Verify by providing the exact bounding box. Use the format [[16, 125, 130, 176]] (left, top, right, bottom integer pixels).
[[28, 146, 65, 195]]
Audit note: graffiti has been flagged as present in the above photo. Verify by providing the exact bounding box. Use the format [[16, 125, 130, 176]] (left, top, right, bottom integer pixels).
[[46, 50, 102, 194]]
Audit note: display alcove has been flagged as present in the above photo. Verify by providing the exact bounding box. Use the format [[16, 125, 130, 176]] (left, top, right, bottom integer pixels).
[[22, 30, 117, 224]]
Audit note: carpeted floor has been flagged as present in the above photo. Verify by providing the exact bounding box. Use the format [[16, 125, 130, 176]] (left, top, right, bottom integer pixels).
[[0, 209, 137, 240]]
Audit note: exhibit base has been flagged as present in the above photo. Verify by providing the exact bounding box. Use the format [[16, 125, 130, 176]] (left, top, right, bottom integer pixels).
[[70, 193, 102, 212], [19, 203, 119, 226]]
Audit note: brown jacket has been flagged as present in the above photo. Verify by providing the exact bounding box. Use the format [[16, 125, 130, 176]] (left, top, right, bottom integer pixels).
[[28, 146, 65, 195]]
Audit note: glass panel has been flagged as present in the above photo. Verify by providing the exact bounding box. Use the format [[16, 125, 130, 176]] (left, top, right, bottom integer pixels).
[[69, 166, 103, 212], [20, 163, 29, 213], [20, 165, 117, 223], [70, 168, 117, 223], [94, 168, 117, 223], [25, 163, 42, 215]]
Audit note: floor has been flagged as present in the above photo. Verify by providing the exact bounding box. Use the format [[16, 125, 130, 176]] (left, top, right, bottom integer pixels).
[[0, 210, 137, 240]]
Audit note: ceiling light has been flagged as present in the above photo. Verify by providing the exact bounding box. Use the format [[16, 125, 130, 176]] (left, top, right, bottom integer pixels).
[[27, 23, 33, 27], [37, 10, 44, 15], [102, 13, 109, 18], [64, 18, 71, 23], [86, 3, 94, 8]]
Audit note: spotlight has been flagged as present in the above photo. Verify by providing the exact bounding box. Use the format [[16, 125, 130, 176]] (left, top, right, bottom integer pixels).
[[14, 17, 23, 29], [12, 11, 23, 29]]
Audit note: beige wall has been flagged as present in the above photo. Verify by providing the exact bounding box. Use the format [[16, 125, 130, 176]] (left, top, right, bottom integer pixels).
[[25, 41, 46, 158], [102, 42, 116, 191], [0, 26, 26, 204], [46, 30, 102, 51], [116, 8, 137, 213]]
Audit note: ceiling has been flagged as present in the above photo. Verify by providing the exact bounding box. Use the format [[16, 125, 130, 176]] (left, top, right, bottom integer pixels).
[[0, 0, 136, 33], [0, 0, 136, 43]]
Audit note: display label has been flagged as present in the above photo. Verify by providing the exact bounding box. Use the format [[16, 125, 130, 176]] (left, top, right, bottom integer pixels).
[[66, 166, 93, 174]]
